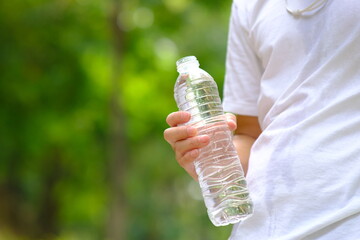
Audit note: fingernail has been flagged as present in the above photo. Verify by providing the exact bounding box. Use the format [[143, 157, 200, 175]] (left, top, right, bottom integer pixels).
[[228, 119, 235, 125], [199, 135, 209, 143], [229, 119, 237, 127]]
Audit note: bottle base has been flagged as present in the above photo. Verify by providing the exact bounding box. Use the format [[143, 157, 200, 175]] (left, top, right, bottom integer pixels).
[[208, 202, 253, 227]]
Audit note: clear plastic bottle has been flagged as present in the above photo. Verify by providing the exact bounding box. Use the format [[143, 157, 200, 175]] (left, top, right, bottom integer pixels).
[[174, 56, 253, 226]]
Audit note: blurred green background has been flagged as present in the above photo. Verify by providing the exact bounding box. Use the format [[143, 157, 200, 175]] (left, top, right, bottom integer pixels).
[[0, 0, 232, 239]]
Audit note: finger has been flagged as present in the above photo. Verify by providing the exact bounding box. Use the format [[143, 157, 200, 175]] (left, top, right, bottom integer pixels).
[[166, 111, 191, 127], [174, 135, 210, 157], [179, 149, 199, 181], [164, 126, 197, 146], [225, 113, 237, 131]]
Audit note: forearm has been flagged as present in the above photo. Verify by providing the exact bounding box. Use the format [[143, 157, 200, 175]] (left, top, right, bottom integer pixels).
[[233, 134, 257, 176]]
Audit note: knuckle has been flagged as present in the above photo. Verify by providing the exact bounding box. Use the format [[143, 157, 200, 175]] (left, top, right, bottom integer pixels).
[[173, 143, 179, 153], [176, 153, 186, 168], [179, 154, 192, 169], [188, 137, 199, 148], [167, 111, 188, 127], [166, 112, 175, 126], [182, 152, 192, 164]]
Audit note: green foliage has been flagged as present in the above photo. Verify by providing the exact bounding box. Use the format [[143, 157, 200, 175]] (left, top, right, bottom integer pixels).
[[0, 0, 233, 239]]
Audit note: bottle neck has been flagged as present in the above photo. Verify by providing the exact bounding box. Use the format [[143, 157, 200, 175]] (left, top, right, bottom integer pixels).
[[176, 56, 200, 73]]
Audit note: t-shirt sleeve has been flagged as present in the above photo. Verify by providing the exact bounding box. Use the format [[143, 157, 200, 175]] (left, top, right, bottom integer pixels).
[[222, 1, 263, 116]]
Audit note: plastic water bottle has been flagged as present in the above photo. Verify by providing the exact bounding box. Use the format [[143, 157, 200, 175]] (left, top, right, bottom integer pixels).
[[174, 56, 253, 226]]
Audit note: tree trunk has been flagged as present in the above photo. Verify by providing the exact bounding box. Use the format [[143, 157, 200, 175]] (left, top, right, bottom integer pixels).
[[106, 1, 128, 239]]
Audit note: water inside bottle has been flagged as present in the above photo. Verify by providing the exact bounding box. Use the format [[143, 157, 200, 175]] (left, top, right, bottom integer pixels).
[[175, 75, 223, 125], [193, 118, 253, 226]]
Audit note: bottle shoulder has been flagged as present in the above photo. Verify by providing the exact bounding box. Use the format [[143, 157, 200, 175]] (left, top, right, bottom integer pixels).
[[176, 68, 213, 87]]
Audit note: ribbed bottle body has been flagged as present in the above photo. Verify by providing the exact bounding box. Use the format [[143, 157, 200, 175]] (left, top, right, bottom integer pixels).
[[174, 57, 253, 226]]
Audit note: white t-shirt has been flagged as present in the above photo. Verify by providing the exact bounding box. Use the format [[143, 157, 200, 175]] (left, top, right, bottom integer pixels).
[[223, 0, 360, 239]]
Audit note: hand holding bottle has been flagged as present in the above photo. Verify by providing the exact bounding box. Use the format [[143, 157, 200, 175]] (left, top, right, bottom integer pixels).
[[164, 111, 238, 180]]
